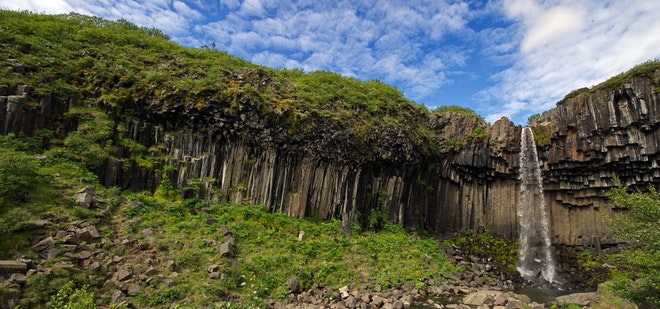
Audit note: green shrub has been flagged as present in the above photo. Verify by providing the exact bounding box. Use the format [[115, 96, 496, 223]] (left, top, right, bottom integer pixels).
[[0, 147, 42, 203], [605, 185, 660, 307], [47, 281, 97, 309], [446, 229, 519, 275]]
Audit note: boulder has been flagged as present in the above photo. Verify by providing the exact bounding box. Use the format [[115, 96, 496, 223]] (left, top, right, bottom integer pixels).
[[220, 242, 234, 258], [0, 261, 27, 276], [76, 226, 101, 241], [75, 186, 96, 208], [463, 290, 496, 306], [32, 236, 55, 252], [220, 225, 232, 236], [555, 292, 597, 306]]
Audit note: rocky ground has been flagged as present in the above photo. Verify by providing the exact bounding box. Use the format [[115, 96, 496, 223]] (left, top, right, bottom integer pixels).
[[0, 190, 635, 309], [0, 218, 630, 309]]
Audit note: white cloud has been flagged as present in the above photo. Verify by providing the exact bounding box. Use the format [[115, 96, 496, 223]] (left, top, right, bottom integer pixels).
[[173, 1, 204, 21], [480, 0, 660, 124], [520, 5, 585, 52], [1, 0, 76, 14]]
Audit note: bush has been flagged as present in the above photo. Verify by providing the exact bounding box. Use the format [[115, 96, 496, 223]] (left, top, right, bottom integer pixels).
[[47, 281, 96, 309], [605, 185, 660, 307], [0, 147, 41, 203]]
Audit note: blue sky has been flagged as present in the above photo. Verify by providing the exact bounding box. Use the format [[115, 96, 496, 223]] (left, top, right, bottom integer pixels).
[[4, 0, 660, 124]]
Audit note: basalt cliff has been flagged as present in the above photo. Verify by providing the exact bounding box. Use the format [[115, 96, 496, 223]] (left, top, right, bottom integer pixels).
[[2, 13, 660, 248], [4, 64, 660, 248]]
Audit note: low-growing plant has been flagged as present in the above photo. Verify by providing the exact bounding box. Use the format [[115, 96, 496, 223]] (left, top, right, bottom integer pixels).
[[47, 281, 97, 309], [446, 229, 519, 275]]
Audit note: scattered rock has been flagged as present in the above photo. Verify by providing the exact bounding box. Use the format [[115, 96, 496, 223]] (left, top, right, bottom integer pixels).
[[220, 225, 232, 236], [555, 292, 597, 306], [114, 269, 132, 282], [32, 236, 55, 252], [289, 277, 301, 294], [207, 264, 220, 273], [220, 242, 234, 258], [126, 283, 141, 296], [76, 226, 100, 241], [8, 273, 27, 286], [144, 266, 158, 276], [75, 186, 96, 208]]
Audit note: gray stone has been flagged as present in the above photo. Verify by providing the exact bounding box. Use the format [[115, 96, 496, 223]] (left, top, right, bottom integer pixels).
[[76, 186, 96, 208], [289, 277, 301, 294], [144, 266, 158, 276], [555, 292, 597, 306], [0, 288, 21, 309], [220, 242, 234, 258], [345, 295, 357, 309], [127, 283, 141, 296], [77, 226, 100, 241], [32, 236, 55, 251], [371, 296, 384, 307], [9, 273, 27, 286], [75, 250, 92, 260], [220, 225, 232, 236], [339, 285, 349, 299], [207, 264, 220, 273], [115, 269, 132, 281], [111, 290, 125, 304], [166, 260, 176, 271], [463, 291, 495, 306], [0, 260, 27, 276], [505, 299, 524, 309]]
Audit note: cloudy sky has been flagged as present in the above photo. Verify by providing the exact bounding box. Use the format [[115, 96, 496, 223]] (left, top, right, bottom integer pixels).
[[3, 0, 660, 124]]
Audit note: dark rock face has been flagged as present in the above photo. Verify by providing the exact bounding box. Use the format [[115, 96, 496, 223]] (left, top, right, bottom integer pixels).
[[4, 72, 660, 246], [531, 74, 660, 245]]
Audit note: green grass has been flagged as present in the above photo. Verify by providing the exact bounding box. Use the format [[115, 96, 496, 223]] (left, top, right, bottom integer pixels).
[[0, 9, 440, 156], [114, 193, 460, 307]]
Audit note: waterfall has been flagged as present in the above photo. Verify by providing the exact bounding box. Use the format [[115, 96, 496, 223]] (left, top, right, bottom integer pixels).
[[517, 127, 556, 283]]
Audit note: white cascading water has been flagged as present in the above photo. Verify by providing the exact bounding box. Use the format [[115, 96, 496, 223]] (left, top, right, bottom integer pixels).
[[517, 127, 556, 283]]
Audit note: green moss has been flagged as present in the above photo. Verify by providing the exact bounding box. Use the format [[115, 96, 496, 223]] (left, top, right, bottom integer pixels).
[[532, 127, 552, 147], [594, 59, 660, 92]]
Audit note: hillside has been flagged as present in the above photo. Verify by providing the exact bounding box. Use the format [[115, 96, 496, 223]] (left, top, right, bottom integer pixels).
[[0, 10, 442, 165], [1, 9, 659, 309]]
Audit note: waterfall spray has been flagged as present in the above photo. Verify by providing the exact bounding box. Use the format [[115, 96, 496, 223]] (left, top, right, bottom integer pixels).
[[517, 127, 556, 283]]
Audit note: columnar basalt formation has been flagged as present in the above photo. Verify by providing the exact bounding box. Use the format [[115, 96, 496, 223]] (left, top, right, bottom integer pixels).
[[3, 71, 659, 246], [530, 73, 660, 245]]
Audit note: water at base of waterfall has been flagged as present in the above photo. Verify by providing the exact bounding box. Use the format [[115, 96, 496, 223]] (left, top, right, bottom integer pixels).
[[517, 127, 557, 284]]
